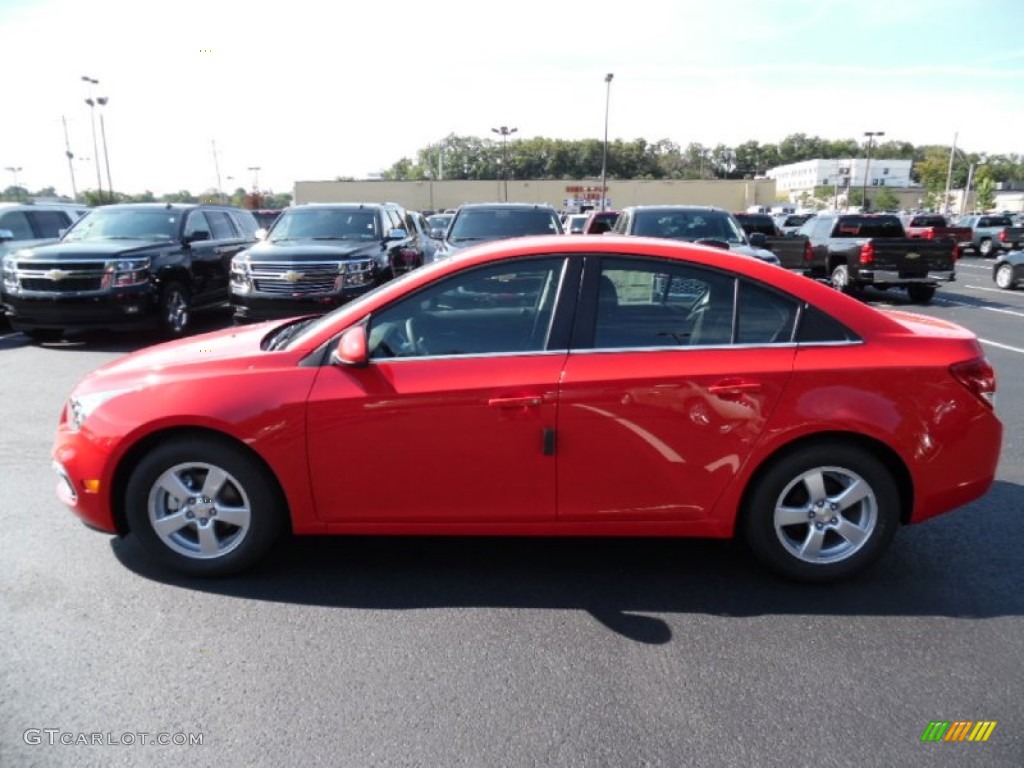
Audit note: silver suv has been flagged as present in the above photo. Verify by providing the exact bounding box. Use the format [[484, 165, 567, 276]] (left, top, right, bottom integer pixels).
[[0, 202, 90, 259]]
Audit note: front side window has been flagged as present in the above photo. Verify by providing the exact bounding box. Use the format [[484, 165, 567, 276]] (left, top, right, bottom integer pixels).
[[0, 211, 34, 239], [29, 210, 72, 238], [183, 211, 212, 238], [367, 257, 566, 359]]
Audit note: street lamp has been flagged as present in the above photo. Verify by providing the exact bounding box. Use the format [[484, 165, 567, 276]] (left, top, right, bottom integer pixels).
[[82, 76, 105, 203], [861, 131, 884, 212], [490, 126, 517, 202], [247, 166, 261, 193], [5, 166, 23, 198], [95, 96, 113, 202], [600, 73, 614, 211], [962, 156, 987, 215]]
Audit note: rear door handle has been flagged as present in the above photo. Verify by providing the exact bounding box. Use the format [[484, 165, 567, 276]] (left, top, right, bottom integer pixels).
[[488, 396, 543, 408], [707, 380, 761, 395]]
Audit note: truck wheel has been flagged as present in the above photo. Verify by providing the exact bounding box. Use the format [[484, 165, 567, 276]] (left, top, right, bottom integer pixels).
[[159, 282, 191, 337], [995, 263, 1017, 290], [978, 238, 994, 257], [741, 442, 900, 582], [24, 328, 64, 343], [906, 284, 936, 304], [830, 263, 851, 294]]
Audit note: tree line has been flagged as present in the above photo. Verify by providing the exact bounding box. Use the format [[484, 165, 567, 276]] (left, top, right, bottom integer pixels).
[[0, 186, 292, 209], [384, 133, 1021, 209]]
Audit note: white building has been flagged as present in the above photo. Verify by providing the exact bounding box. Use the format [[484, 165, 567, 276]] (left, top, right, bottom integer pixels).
[[767, 158, 916, 199]]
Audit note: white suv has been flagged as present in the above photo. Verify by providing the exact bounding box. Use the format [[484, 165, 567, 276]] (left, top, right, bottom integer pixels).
[[0, 202, 91, 259]]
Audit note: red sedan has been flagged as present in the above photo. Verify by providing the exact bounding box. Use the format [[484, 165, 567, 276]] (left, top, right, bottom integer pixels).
[[52, 235, 1002, 581]]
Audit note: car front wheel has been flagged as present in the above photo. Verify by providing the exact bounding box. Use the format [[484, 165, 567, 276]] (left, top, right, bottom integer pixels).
[[159, 281, 191, 336], [125, 436, 285, 576], [742, 443, 900, 582]]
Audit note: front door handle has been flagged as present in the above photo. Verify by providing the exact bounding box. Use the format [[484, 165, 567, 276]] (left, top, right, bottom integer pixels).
[[488, 396, 543, 408]]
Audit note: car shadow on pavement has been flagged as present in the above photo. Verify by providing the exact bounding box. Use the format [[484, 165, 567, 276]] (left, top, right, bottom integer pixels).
[[111, 479, 1024, 645]]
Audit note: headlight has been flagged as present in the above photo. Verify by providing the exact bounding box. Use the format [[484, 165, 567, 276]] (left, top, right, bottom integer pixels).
[[101, 257, 150, 288], [2, 255, 17, 291], [66, 388, 136, 433], [230, 257, 251, 292], [335, 258, 374, 289]]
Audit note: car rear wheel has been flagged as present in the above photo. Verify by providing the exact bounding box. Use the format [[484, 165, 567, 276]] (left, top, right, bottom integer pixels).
[[906, 284, 936, 304], [995, 263, 1017, 290], [829, 263, 851, 293], [125, 436, 285, 576], [978, 238, 994, 257], [159, 281, 191, 336], [742, 443, 900, 582]]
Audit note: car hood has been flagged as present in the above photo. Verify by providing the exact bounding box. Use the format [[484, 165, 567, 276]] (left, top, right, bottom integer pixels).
[[11, 240, 169, 260], [246, 239, 379, 261], [72, 322, 281, 395]]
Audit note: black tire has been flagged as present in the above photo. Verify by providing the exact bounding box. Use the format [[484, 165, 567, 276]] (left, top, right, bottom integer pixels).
[[830, 263, 851, 294], [741, 443, 900, 582], [125, 436, 286, 576], [978, 238, 994, 257], [24, 328, 64, 343], [159, 281, 191, 337], [906, 284, 936, 304], [994, 263, 1017, 290]]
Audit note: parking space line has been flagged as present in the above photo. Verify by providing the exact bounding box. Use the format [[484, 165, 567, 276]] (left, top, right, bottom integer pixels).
[[979, 338, 1024, 355], [981, 306, 1024, 319]]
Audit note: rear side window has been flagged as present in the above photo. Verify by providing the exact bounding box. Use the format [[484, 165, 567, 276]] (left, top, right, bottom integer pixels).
[[29, 210, 72, 237], [796, 305, 859, 343]]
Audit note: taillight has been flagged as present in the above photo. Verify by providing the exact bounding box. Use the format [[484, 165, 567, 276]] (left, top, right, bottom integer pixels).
[[803, 240, 813, 262], [859, 242, 874, 265], [999, 230, 1007, 242], [950, 357, 996, 408], [953, 244, 961, 260], [924, 229, 934, 239]]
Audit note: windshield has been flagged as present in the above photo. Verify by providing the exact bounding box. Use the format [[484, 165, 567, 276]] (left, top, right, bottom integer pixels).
[[632, 210, 746, 244], [448, 208, 561, 242], [63, 209, 181, 242], [270, 209, 380, 242], [427, 214, 452, 231]]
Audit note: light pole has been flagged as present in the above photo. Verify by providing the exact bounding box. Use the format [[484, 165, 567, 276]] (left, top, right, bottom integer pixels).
[[942, 132, 958, 216], [247, 166, 261, 208], [962, 156, 986, 215], [5, 166, 23, 199], [96, 96, 113, 202], [861, 131, 884, 212], [600, 73, 613, 211], [82, 76, 105, 203], [61, 116, 79, 202], [491, 126, 517, 202]]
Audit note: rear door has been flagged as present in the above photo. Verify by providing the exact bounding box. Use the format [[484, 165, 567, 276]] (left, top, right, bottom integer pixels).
[[556, 255, 797, 523]]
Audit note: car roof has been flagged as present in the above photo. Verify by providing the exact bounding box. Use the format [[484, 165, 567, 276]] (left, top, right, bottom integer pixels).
[[457, 203, 558, 211]]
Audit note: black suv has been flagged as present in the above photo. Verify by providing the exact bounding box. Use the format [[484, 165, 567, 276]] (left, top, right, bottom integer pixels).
[[229, 202, 424, 322], [1, 203, 258, 341], [432, 203, 564, 259]]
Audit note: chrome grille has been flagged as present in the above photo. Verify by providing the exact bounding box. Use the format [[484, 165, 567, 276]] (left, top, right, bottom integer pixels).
[[248, 261, 371, 296], [13, 261, 108, 293]]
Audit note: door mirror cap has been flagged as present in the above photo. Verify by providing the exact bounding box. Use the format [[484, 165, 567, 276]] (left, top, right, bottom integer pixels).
[[331, 325, 368, 367], [0, 228, 14, 242]]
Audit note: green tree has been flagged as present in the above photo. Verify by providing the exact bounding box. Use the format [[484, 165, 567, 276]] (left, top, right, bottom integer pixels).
[[873, 187, 900, 211], [975, 176, 997, 211]]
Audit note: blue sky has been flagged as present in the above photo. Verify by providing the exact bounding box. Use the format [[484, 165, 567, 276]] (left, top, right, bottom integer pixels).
[[1, 0, 1022, 197]]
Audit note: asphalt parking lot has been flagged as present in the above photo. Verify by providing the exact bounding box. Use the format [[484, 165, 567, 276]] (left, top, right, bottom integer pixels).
[[2, 257, 1022, 767]]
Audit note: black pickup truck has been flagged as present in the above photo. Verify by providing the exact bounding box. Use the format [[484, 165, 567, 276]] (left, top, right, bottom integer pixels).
[[796, 213, 956, 303], [1, 203, 258, 341], [733, 212, 814, 274]]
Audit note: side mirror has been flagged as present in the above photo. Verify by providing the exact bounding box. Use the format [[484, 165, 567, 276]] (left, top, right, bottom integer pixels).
[[185, 230, 211, 244], [428, 228, 445, 240], [748, 232, 768, 248], [255, 228, 268, 241], [331, 325, 368, 367], [385, 228, 408, 241], [0, 229, 14, 243]]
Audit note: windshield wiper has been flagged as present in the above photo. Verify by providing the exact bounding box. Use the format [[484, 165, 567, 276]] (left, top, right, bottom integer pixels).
[[451, 237, 487, 243]]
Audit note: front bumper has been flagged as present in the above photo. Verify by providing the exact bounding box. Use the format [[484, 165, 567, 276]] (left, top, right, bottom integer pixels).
[[231, 290, 368, 322], [3, 285, 160, 331], [52, 423, 119, 534]]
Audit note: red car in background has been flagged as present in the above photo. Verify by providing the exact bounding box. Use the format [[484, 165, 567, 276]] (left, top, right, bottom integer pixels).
[[583, 210, 620, 234], [52, 235, 1001, 581]]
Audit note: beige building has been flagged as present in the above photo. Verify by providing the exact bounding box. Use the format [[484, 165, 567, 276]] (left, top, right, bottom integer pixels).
[[293, 178, 778, 212]]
